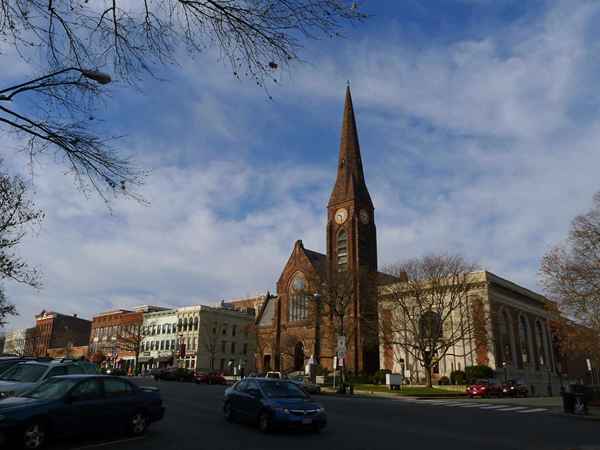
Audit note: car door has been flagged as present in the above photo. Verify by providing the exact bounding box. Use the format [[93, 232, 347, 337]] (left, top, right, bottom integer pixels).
[[54, 378, 105, 436], [239, 380, 263, 420], [101, 378, 139, 430], [228, 380, 247, 415]]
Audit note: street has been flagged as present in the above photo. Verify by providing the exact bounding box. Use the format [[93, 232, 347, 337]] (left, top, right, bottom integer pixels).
[[47, 379, 600, 450]]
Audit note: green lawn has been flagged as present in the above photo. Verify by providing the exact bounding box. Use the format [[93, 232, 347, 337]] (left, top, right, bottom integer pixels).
[[351, 384, 466, 397]]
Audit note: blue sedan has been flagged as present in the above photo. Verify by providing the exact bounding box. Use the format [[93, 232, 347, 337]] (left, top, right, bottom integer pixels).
[[223, 378, 327, 433], [0, 375, 165, 449]]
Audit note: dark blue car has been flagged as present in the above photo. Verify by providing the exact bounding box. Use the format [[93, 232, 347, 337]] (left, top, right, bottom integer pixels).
[[223, 378, 327, 433], [0, 375, 165, 449]]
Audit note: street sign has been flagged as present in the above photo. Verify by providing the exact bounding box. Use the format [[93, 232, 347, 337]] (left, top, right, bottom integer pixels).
[[336, 336, 346, 353], [333, 356, 338, 369]]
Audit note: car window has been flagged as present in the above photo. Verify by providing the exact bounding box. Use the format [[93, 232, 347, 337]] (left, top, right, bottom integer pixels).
[[236, 380, 248, 392], [103, 378, 134, 397], [258, 380, 308, 399], [46, 366, 68, 379], [70, 379, 103, 401], [0, 360, 19, 375], [24, 378, 79, 401], [66, 364, 85, 375], [245, 380, 259, 392], [0, 363, 47, 382]]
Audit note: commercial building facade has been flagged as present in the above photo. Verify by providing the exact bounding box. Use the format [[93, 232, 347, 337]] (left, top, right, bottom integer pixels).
[[23, 311, 91, 357], [138, 308, 178, 372]]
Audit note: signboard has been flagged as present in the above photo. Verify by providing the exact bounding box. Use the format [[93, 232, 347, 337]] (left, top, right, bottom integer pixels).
[[336, 336, 346, 353], [586, 358, 592, 372], [333, 356, 338, 369]]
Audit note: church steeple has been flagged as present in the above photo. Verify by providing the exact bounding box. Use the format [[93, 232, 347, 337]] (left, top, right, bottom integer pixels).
[[328, 86, 373, 208]]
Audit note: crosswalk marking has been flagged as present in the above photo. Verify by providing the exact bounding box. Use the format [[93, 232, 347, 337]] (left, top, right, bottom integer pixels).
[[494, 406, 528, 411], [517, 408, 548, 413]]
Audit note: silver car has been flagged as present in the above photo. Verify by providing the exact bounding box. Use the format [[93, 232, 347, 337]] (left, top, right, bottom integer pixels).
[[0, 359, 97, 398], [289, 376, 321, 395]]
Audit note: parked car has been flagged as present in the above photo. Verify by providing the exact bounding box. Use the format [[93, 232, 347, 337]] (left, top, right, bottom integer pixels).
[[223, 378, 327, 433], [0, 374, 165, 449], [501, 379, 529, 397], [466, 379, 503, 398], [0, 359, 98, 398], [265, 371, 282, 379], [195, 372, 227, 385], [289, 376, 321, 395], [153, 367, 194, 382], [0, 357, 38, 377]]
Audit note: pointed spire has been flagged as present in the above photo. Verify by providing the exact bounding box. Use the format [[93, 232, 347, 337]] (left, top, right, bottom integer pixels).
[[328, 86, 372, 207]]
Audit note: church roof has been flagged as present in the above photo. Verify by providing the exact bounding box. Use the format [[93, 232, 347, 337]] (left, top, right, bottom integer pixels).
[[328, 86, 373, 208], [304, 248, 327, 277]]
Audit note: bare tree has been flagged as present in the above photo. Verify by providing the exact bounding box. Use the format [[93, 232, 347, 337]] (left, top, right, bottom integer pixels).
[[379, 254, 481, 387], [541, 191, 600, 339], [1, 1, 366, 199], [201, 318, 224, 370], [117, 321, 150, 374], [0, 167, 43, 325]]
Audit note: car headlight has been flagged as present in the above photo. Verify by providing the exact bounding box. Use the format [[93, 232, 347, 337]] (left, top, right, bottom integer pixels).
[[274, 407, 290, 414]]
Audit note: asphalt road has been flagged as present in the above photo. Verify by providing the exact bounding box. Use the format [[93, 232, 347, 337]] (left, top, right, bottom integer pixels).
[[49, 379, 600, 450]]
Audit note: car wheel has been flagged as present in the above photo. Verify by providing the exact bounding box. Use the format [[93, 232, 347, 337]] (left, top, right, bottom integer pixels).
[[22, 421, 46, 450], [129, 412, 148, 436], [224, 402, 234, 422], [258, 411, 271, 433]]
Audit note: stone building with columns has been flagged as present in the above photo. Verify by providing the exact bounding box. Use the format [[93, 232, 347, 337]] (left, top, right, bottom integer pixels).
[[379, 271, 561, 395]]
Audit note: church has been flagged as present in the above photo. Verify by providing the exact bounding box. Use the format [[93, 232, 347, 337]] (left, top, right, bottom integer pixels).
[[228, 88, 583, 393], [231, 86, 383, 375]]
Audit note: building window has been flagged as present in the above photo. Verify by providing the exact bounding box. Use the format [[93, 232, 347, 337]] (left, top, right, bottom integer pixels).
[[171, 339, 176, 350], [213, 322, 217, 334], [222, 341, 227, 352], [192, 337, 197, 350], [183, 318, 188, 331], [194, 317, 199, 331], [231, 342, 236, 354], [288, 273, 308, 322], [518, 315, 531, 368], [535, 321, 546, 368], [243, 343, 248, 354], [337, 229, 348, 271], [222, 325, 227, 336], [232, 325, 237, 337], [220, 359, 225, 371]]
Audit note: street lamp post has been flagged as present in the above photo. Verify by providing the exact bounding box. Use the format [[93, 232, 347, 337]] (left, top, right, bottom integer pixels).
[[0, 67, 112, 101]]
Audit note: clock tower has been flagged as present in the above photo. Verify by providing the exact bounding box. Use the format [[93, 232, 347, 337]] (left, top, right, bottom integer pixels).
[[326, 86, 379, 373]]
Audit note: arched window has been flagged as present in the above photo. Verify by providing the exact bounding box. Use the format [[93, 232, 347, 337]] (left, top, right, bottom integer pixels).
[[289, 273, 308, 322], [500, 309, 514, 365], [518, 315, 531, 368], [194, 317, 199, 331], [535, 321, 546, 369], [183, 317, 188, 331], [177, 319, 182, 332], [337, 229, 348, 271]]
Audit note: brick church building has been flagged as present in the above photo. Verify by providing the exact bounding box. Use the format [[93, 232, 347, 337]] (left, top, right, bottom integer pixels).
[[231, 87, 386, 375]]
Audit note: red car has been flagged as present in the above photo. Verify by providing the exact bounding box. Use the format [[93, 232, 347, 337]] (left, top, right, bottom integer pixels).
[[195, 372, 227, 385], [466, 379, 503, 398]]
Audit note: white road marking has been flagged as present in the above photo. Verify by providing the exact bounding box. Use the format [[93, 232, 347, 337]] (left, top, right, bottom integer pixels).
[[494, 406, 529, 411], [459, 403, 490, 408], [72, 436, 145, 449], [517, 408, 549, 413], [479, 405, 510, 409]]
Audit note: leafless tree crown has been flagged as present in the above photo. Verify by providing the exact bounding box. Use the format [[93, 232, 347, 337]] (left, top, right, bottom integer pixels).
[[380, 254, 481, 386], [541, 191, 600, 336], [1, 1, 365, 199]]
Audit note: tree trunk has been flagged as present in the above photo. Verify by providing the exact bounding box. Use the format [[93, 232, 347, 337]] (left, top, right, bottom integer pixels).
[[425, 366, 433, 388]]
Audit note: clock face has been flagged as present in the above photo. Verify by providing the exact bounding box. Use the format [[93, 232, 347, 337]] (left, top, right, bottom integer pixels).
[[359, 209, 370, 224], [334, 208, 348, 224]]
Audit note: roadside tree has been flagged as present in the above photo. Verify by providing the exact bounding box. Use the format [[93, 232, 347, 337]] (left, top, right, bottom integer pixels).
[[379, 254, 483, 387]]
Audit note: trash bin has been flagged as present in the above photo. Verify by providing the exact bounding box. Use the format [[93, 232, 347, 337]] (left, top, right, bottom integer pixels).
[[562, 392, 575, 413], [574, 392, 588, 415]]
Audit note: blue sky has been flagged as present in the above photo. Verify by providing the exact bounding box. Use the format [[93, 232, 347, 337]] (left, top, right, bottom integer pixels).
[[3, 0, 600, 330]]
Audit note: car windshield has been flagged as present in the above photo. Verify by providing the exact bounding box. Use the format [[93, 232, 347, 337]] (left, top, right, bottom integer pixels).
[[22, 378, 79, 400], [0, 363, 47, 382], [258, 380, 308, 399]]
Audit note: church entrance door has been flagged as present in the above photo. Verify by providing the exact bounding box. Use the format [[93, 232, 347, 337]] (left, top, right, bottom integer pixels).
[[294, 342, 305, 372]]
